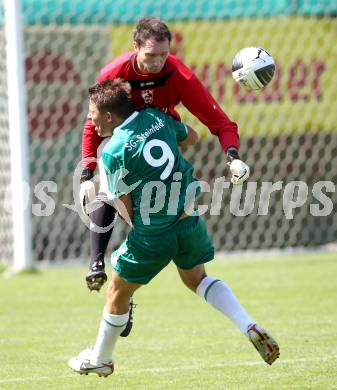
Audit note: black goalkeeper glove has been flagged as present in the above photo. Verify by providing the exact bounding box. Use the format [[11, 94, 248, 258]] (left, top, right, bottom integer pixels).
[[80, 167, 94, 184], [79, 168, 95, 215], [226, 147, 250, 184], [226, 147, 241, 165]]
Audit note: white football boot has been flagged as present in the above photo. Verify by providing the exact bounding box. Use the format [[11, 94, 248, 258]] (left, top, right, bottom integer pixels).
[[68, 348, 114, 377], [247, 323, 280, 365]]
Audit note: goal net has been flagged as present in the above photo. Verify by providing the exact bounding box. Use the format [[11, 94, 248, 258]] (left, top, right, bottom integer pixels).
[[0, 0, 336, 265]]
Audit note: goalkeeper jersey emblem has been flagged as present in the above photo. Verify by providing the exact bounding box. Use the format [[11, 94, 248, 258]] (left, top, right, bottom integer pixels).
[[141, 89, 154, 105]]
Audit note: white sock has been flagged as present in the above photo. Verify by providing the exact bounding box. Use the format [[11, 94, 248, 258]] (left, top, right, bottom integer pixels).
[[91, 309, 129, 364], [196, 276, 255, 335]]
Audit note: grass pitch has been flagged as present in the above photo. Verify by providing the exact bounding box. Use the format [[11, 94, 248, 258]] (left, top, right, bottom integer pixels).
[[1, 253, 337, 389]]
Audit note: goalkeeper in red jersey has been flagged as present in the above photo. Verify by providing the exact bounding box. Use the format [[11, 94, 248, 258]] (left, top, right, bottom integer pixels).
[[81, 17, 249, 302]]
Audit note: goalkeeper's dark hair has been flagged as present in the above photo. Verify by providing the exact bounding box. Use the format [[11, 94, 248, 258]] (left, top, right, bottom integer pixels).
[[88, 79, 135, 118], [133, 16, 172, 46]]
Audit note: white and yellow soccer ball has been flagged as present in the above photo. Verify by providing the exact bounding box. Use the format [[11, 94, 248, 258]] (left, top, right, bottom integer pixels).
[[232, 47, 275, 90]]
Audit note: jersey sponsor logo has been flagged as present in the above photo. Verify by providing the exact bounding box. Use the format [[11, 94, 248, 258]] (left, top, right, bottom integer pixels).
[[125, 118, 165, 151], [140, 81, 155, 87], [141, 89, 154, 105], [128, 70, 175, 90]]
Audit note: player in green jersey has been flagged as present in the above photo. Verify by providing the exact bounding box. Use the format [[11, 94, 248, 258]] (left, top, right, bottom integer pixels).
[[69, 79, 279, 377]]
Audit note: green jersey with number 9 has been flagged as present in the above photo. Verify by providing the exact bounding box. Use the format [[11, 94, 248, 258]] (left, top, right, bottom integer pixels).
[[102, 108, 198, 235]]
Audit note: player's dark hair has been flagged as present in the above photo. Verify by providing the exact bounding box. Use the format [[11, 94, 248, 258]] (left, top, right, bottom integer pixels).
[[133, 16, 172, 46], [88, 79, 135, 118]]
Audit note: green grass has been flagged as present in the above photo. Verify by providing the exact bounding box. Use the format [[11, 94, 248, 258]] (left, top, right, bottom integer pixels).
[[1, 253, 337, 389]]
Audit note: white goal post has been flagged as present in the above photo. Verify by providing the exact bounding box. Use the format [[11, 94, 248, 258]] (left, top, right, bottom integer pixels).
[[4, 0, 32, 270]]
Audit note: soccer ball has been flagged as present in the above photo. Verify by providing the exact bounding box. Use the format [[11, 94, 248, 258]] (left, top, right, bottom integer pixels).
[[232, 47, 275, 91]]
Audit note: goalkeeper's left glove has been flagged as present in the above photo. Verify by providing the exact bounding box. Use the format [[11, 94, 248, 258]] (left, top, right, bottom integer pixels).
[[226, 147, 250, 185], [79, 167, 96, 215]]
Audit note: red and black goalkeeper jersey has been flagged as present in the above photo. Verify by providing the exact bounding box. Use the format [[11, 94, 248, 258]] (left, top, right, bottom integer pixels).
[[82, 52, 239, 169]]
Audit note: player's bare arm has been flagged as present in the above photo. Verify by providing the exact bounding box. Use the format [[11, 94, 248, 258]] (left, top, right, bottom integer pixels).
[[113, 194, 134, 226], [179, 125, 199, 147]]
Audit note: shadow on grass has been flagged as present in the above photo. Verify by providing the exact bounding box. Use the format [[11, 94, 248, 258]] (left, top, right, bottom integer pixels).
[[1, 266, 42, 277], [16, 267, 41, 276]]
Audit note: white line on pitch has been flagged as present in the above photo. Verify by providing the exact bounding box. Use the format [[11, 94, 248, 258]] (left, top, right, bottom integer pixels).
[[1, 354, 336, 384], [0, 374, 74, 384], [121, 354, 337, 375]]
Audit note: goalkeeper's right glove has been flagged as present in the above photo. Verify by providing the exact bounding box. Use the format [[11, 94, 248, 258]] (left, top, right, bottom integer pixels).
[[79, 167, 95, 215], [80, 167, 94, 184], [226, 147, 250, 185]]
